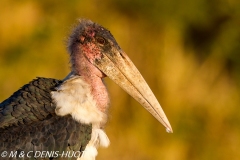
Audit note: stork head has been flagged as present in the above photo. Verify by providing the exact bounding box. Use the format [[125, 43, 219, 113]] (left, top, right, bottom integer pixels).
[[68, 19, 172, 133]]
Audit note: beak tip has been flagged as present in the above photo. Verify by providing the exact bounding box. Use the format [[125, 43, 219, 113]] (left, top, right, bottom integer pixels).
[[166, 127, 173, 133]]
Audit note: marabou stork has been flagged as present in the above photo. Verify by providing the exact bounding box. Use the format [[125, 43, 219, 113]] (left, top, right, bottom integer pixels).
[[0, 19, 172, 160]]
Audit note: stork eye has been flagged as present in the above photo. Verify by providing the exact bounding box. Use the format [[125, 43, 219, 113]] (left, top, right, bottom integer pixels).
[[96, 37, 106, 45]]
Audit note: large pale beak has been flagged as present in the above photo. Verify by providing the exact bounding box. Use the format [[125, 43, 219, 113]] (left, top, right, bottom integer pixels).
[[94, 48, 173, 133]]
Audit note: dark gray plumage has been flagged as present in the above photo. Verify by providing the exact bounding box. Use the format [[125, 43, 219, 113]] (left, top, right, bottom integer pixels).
[[0, 78, 91, 160]]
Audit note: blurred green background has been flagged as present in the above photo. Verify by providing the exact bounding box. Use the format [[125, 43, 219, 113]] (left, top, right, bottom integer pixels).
[[1, 0, 240, 159]]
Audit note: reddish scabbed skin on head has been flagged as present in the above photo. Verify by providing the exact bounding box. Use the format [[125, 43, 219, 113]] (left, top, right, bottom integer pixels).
[[81, 39, 102, 64], [67, 19, 119, 78]]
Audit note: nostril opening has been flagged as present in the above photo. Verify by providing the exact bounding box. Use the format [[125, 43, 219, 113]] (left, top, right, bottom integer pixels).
[[119, 52, 125, 59]]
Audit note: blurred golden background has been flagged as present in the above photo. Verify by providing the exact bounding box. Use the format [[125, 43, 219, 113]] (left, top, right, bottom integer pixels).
[[1, 0, 240, 159]]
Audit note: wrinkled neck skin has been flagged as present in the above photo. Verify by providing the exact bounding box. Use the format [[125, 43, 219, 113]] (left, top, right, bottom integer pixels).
[[68, 50, 110, 115]]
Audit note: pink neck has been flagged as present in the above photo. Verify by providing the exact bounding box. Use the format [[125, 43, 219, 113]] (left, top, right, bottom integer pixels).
[[70, 47, 109, 113], [83, 76, 109, 113]]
